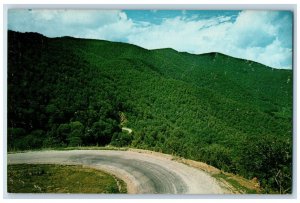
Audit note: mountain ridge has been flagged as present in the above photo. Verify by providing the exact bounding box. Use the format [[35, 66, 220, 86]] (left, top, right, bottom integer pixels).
[[11, 30, 291, 70]]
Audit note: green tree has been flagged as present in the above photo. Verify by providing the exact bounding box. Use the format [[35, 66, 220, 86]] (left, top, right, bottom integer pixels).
[[238, 135, 292, 193], [67, 121, 84, 146], [91, 119, 119, 146], [57, 123, 70, 145]]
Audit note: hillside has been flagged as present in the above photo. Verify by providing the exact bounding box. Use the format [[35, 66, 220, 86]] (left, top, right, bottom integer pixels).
[[7, 30, 292, 193]]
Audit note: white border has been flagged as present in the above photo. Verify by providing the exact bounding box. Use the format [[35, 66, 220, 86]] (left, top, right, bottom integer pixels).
[[1, 1, 299, 203], [2, 4, 297, 10]]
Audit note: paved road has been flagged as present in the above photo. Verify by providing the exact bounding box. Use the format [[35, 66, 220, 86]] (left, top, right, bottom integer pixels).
[[121, 127, 132, 134], [8, 150, 228, 194]]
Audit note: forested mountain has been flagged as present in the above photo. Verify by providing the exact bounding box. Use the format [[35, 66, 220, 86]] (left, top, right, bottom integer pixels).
[[7, 30, 293, 193]]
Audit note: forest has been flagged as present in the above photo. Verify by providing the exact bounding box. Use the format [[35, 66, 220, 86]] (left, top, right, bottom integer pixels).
[[7, 30, 293, 193]]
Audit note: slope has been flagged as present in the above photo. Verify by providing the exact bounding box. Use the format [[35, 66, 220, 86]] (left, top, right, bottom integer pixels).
[[7, 30, 292, 193]]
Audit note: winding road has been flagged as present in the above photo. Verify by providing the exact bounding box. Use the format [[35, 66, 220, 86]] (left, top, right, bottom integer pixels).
[[8, 150, 229, 194]]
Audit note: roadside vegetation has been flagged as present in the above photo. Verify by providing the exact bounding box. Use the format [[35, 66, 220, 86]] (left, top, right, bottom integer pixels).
[[7, 164, 126, 193], [7, 30, 292, 193]]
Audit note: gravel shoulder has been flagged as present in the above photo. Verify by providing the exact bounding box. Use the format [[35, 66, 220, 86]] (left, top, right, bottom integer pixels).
[[7, 150, 230, 194]]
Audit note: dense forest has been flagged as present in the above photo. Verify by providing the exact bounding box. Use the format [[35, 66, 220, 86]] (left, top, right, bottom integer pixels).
[[7, 30, 293, 193]]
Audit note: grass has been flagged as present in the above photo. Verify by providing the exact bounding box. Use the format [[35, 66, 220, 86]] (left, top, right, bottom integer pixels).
[[172, 155, 261, 194], [7, 164, 127, 193], [213, 172, 260, 194], [7, 145, 129, 154], [57, 145, 129, 151]]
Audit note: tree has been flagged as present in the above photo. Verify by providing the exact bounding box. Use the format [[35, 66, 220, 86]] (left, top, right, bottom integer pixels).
[[111, 131, 133, 147], [57, 123, 70, 145], [238, 134, 292, 193], [91, 119, 119, 146], [67, 121, 84, 146]]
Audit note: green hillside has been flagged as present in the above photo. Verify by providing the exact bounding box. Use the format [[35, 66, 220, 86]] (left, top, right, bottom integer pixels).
[[7, 30, 292, 193]]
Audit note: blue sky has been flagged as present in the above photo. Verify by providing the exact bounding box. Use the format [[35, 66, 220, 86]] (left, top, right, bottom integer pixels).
[[8, 9, 293, 69]]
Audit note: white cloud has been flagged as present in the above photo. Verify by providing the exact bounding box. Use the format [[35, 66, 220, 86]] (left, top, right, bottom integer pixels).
[[8, 9, 127, 37], [127, 16, 232, 53], [86, 18, 134, 41], [8, 10, 292, 69], [126, 11, 292, 69]]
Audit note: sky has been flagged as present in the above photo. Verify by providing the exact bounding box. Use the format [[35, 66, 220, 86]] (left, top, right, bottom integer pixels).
[[8, 9, 293, 69]]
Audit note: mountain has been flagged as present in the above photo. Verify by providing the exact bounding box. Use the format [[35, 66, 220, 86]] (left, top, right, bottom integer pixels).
[[7, 30, 292, 193]]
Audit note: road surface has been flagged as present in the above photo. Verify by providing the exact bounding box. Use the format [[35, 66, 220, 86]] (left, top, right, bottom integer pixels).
[[8, 150, 229, 194], [121, 127, 132, 134]]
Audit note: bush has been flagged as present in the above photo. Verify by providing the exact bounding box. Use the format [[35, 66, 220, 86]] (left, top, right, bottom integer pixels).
[[67, 121, 84, 146], [111, 132, 133, 147], [7, 128, 26, 150], [13, 130, 45, 150], [199, 144, 233, 171], [238, 134, 292, 193]]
